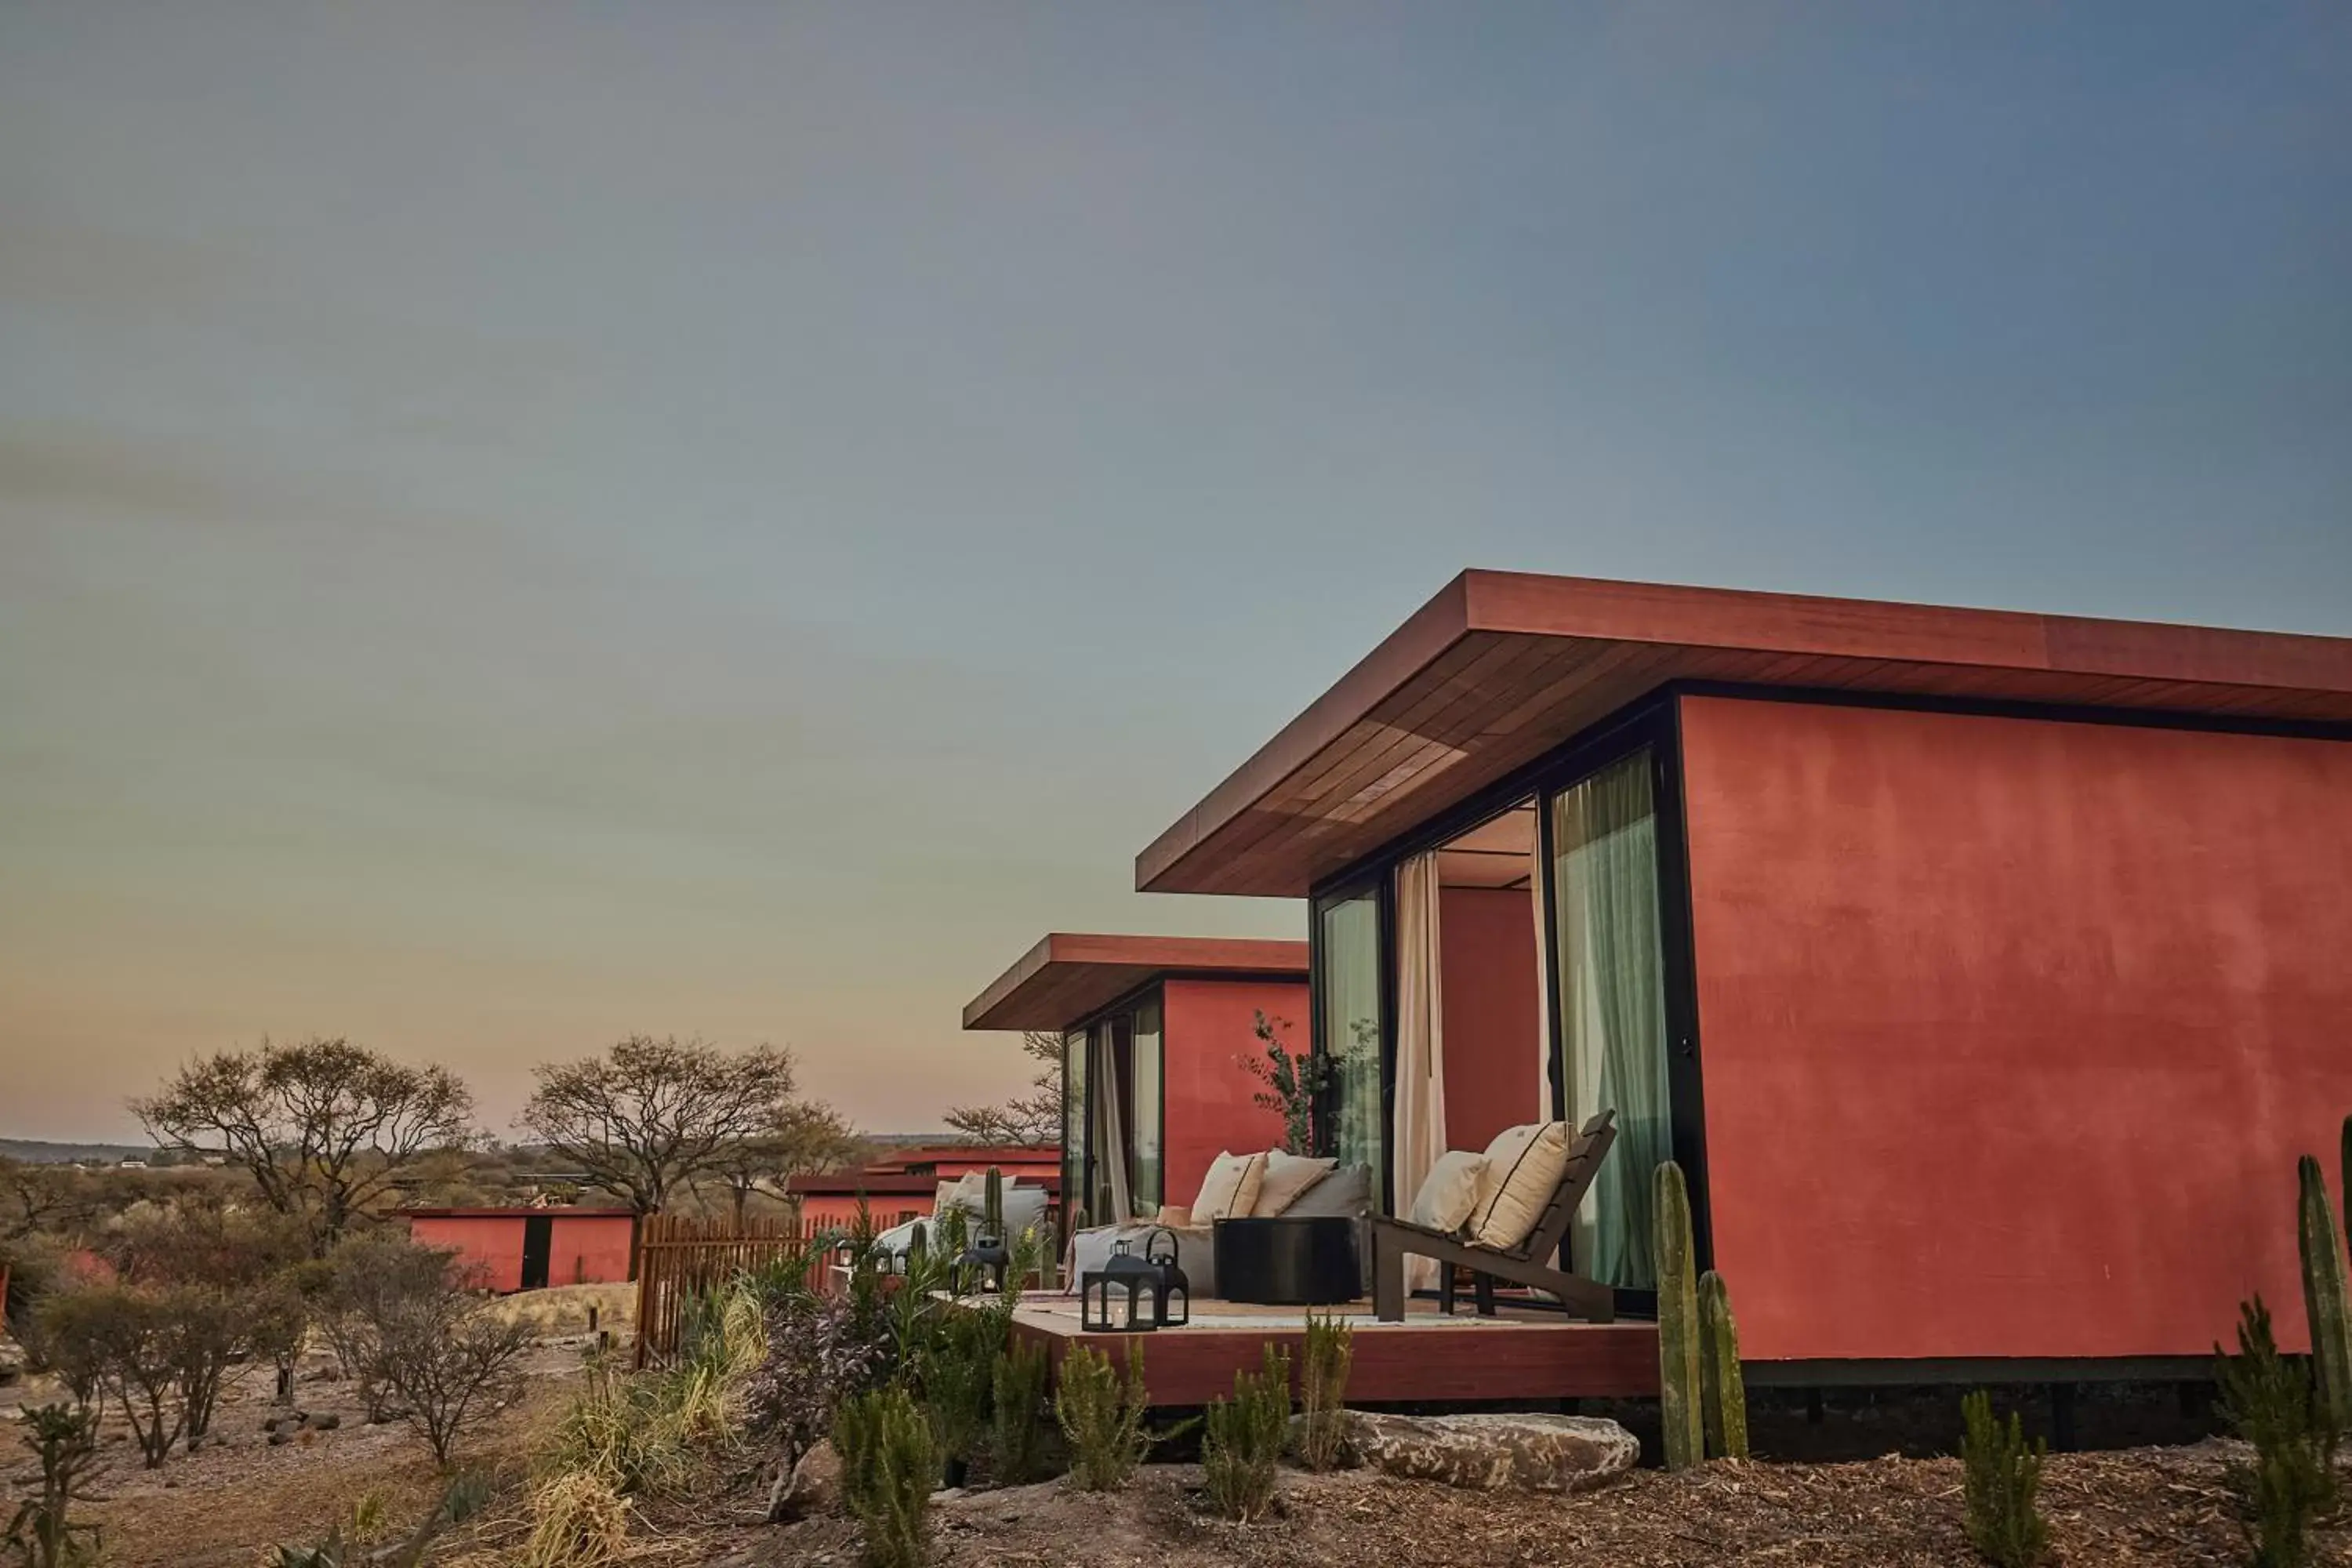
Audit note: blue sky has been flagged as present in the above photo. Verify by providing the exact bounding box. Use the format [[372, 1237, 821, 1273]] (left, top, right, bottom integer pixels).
[[3, 3, 2346, 1139]]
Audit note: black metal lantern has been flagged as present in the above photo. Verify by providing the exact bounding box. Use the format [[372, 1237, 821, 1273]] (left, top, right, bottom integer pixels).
[[1142, 1225, 1189, 1327], [952, 1233, 1011, 1298], [1079, 1240, 1160, 1332]]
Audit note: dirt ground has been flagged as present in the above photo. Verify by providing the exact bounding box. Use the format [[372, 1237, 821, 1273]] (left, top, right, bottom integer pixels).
[[9, 1340, 2346, 1566]]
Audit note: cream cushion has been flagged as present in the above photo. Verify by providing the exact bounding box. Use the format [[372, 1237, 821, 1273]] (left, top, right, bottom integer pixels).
[[1468, 1120, 1570, 1249], [1406, 1150, 1488, 1234], [939, 1171, 989, 1214], [1154, 1203, 1192, 1227], [1250, 1151, 1336, 1217], [1191, 1151, 1269, 1222]]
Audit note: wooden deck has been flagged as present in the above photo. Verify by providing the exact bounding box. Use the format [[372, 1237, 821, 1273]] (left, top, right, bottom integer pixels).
[[1009, 1293, 1659, 1406]]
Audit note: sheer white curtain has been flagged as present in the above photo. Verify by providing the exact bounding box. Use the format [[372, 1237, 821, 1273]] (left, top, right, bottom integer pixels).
[[1392, 849, 1446, 1290], [1090, 1030, 1132, 1222], [1530, 821, 1555, 1120]]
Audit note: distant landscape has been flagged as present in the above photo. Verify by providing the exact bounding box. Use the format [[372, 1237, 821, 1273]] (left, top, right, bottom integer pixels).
[[0, 1138, 159, 1165]]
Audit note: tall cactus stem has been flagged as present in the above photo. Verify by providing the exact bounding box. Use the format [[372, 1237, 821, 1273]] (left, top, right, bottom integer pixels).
[[985, 1166, 1007, 1239], [1654, 1160, 1704, 1472], [1698, 1269, 1750, 1461], [2297, 1153, 2352, 1430]]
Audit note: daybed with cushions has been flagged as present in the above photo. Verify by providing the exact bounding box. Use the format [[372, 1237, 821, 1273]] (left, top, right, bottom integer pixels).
[[864, 1170, 1052, 1274], [1064, 1150, 1374, 1300]]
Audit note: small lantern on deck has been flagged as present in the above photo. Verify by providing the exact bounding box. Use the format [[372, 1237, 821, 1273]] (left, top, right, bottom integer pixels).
[[1080, 1240, 1160, 1332], [1142, 1225, 1189, 1328], [953, 1233, 1011, 1298]]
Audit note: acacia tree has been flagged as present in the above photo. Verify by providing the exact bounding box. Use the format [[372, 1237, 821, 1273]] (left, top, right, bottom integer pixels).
[[517, 1036, 804, 1218], [131, 1038, 474, 1254], [943, 1031, 1063, 1146], [699, 1102, 864, 1227]]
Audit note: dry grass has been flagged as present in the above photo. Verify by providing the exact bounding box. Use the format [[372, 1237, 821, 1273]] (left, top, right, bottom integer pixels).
[[517, 1469, 635, 1568]]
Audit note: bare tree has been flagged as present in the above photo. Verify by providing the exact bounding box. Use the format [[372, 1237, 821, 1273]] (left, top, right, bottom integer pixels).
[[943, 1031, 1063, 1146], [699, 1101, 864, 1227], [354, 1258, 532, 1465], [131, 1038, 474, 1253], [517, 1036, 802, 1217]]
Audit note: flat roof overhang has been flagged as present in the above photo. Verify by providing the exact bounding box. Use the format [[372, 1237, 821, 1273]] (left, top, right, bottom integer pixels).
[[962, 932, 1309, 1033], [1138, 571, 2352, 898]]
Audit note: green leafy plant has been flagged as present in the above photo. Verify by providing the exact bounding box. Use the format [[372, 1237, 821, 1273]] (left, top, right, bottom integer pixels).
[[1959, 1390, 2048, 1568], [835, 1384, 938, 1568], [989, 1338, 1054, 1485], [4, 1402, 103, 1568], [916, 1301, 1007, 1486], [1652, 1160, 1703, 1472], [1698, 1269, 1749, 1461], [2217, 1295, 2340, 1568], [1295, 1310, 1353, 1471], [1239, 1012, 1329, 1156], [2296, 1155, 2352, 1433], [1054, 1343, 1150, 1491], [1202, 1345, 1291, 1523]]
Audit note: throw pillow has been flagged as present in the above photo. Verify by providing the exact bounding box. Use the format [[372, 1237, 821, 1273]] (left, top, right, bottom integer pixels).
[[1406, 1150, 1488, 1234], [1191, 1151, 1269, 1222], [1250, 1150, 1337, 1217], [1467, 1120, 1570, 1249]]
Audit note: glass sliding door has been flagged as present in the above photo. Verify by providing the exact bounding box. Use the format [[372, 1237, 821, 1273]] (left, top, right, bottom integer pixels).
[[1316, 887, 1386, 1199], [1549, 748, 1673, 1290], [1129, 997, 1164, 1213]]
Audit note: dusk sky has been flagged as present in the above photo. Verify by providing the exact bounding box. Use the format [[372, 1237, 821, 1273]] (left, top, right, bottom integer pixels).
[[4, 4, 2347, 1142]]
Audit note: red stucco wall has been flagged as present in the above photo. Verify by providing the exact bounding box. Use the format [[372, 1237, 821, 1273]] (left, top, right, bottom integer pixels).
[[1438, 885, 1545, 1150], [1161, 978, 1302, 1208], [1679, 695, 2352, 1363], [402, 1213, 636, 1293]]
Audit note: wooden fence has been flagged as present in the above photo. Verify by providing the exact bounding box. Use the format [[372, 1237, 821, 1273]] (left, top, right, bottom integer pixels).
[[631, 1213, 821, 1368]]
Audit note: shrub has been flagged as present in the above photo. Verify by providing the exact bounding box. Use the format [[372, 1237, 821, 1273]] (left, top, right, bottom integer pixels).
[[320, 1229, 463, 1421], [367, 1284, 535, 1465], [38, 1284, 185, 1467], [167, 1284, 251, 1442], [519, 1470, 633, 1568], [3, 1401, 103, 1568], [1054, 1343, 1149, 1491], [541, 1352, 695, 1497], [2217, 1295, 2340, 1568], [835, 1384, 938, 1568], [1959, 1389, 2048, 1568], [1295, 1311, 1353, 1472], [989, 1338, 1053, 1485], [917, 1304, 1007, 1485], [1203, 1345, 1291, 1523], [745, 1289, 891, 1470]]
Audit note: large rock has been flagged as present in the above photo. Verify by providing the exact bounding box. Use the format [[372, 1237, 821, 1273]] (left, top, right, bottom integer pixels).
[[1345, 1411, 1639, 1493], [767, 1439, 844, 1522], [0, 1338, 27, 1385]]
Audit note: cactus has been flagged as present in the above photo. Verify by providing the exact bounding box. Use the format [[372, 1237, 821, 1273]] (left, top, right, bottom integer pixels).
[[2296, 1154, 2352, 1431], [1653, 1160, 1704, 1472], [2341, 1115, 2351, 1256], [984, 1167, 1006, 1240], [1698, 1269, 1750, 1461]]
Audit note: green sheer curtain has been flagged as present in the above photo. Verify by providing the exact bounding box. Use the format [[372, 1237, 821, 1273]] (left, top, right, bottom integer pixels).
[[1130, 999, 1164, 1211], [1318, 889, 1385, 1196], [1550, 749, 1671, 1290]]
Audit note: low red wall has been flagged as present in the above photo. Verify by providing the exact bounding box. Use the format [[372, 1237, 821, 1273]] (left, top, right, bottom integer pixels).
[[1439, 885, 1544, 1150], [1679, 695, 2352, 1363], [1161, 978, 1303, 1207], [546, 1215, 636, 1287]]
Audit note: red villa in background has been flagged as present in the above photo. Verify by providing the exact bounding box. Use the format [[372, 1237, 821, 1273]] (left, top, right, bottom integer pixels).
[[1137, 570, 2352, 1383], [962, 933, 1307, 1234], [786, 1143, 1061, 1236], [401, 1207, 637, 1293]]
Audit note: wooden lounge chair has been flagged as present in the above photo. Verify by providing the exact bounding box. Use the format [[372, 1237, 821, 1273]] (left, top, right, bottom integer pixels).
[[1370, 1109, 1618, 1323]]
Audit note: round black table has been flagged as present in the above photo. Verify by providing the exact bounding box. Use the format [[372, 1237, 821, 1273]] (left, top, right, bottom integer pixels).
[[1212, 1215, 1359, 1305]]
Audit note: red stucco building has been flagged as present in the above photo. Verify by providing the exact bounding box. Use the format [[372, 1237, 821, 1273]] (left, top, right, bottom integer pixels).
[[401, 1207, 638, 1293], [1136, 571, 2352, 1381], [787, 1144, 1062, 1235], [963, 933, 1306, 1233]]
